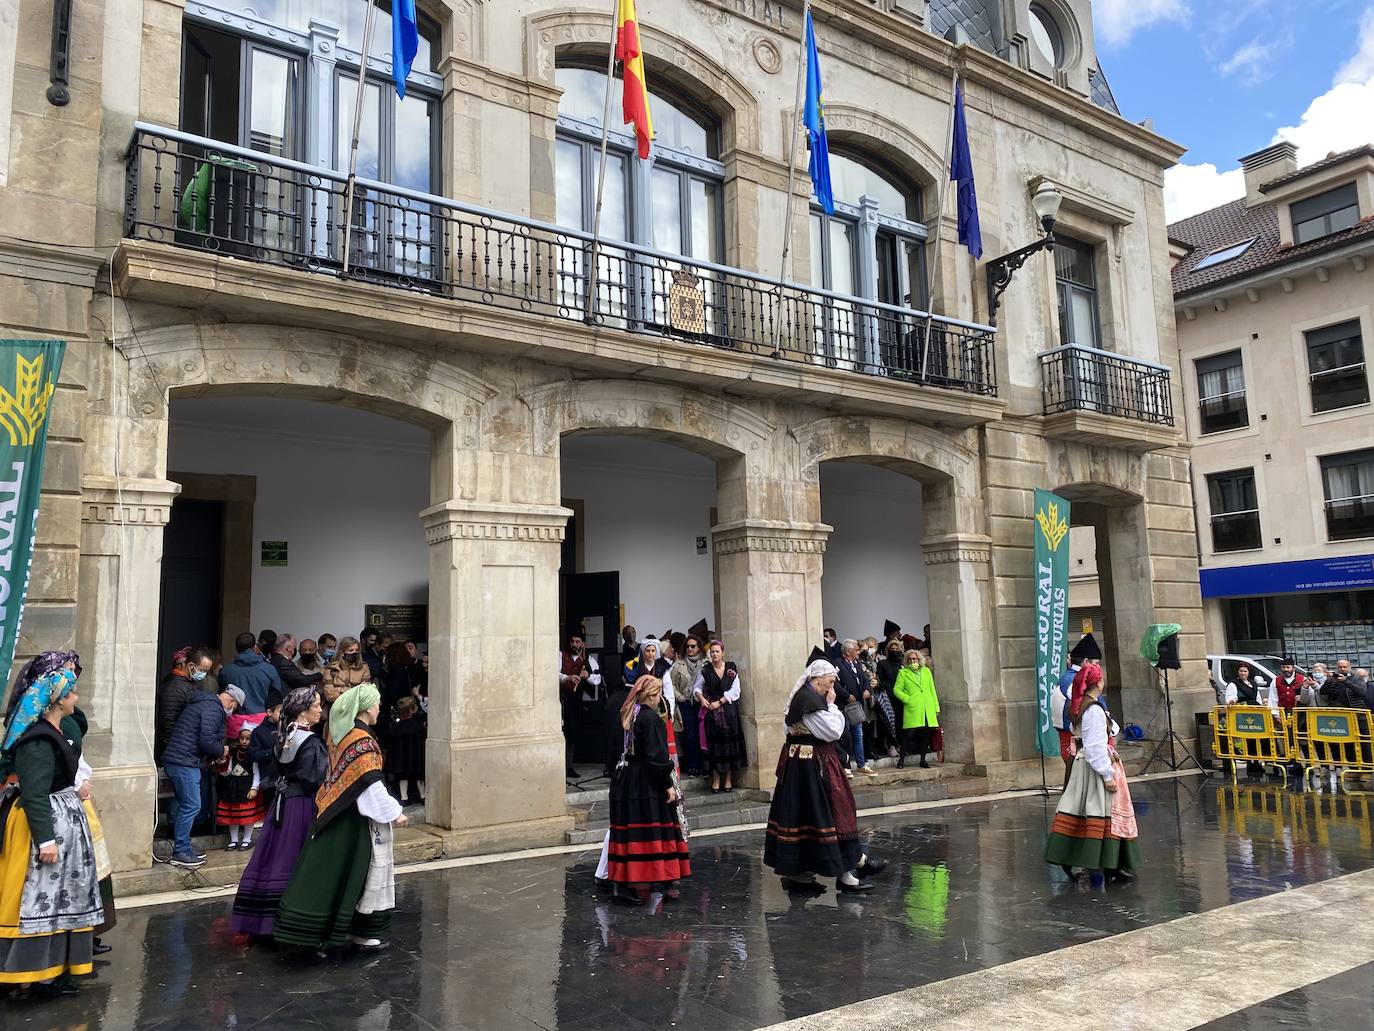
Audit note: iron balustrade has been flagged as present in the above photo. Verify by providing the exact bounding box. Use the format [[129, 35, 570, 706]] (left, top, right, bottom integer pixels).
[[1210, 510, 1262, 552], [1325, 494, 1374, 541], [123, 124, 997, 397], [1038, 344, 1174, 425]]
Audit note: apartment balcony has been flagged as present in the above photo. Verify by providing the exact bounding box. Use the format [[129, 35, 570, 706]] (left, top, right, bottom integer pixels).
[[1038, 344, 1179, 452], [118, 124, 1002, 425]]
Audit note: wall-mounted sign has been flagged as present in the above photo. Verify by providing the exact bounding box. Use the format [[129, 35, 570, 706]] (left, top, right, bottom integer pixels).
[[1081, 618, 1094, 634], [365, 603, 428, 644], [696, 536, 708, 555], [260, 540, 288, 566]]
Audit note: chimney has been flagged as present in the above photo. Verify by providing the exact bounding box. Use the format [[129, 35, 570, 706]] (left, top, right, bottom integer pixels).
[[1240, 142, 1298, 206]]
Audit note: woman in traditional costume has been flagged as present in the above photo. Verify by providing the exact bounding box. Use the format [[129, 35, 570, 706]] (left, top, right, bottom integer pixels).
[[273, 684, 407, 952], [763, 655, 886, 895], [0, 655, 103, 997], [604, 674, 690, 906], [693, 641, 747, 793], [230, 687, 326, 937], [1044, 663, 1140, 884]]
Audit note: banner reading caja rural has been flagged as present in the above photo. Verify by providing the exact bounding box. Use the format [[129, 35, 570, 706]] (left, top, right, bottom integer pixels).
[[1033, 488, 1071, 757], [0, 340, 66, 676]]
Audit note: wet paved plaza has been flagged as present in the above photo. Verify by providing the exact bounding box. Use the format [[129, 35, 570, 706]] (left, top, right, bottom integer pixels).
[[10, 774, 1374, 1030]]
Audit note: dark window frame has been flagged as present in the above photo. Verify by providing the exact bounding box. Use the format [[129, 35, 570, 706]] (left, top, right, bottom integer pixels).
[[1054, 235, 1102, 350], [1207, 468, 1262, 553], [1195, 349, 1249, 434], [1291, 182, 1359, 244], [1305, 319, 1370, 414], [1321, 449, 1374, 542]]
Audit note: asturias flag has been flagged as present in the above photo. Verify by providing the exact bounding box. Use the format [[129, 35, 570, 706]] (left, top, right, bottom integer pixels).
[[802, 10, 834, 215], [950, 77, 982, 259], [391, 0, 419, 99], [616, 0, 654, 159]]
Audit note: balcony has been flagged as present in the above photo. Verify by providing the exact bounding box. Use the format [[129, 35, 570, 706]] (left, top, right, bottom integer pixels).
[[1210, 510, 1262, 552], [120, 124, 999, 418], [1038, 344, 1179, 451], [1325, 495, 1374, 541]]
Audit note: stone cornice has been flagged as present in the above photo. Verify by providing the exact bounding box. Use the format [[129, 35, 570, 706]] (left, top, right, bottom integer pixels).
[[81, 476, 182, 526], [921, 532, 992, 565], [420, 500, 571, 545], [712, 518, 832, 555], [0, 239, 106, 289], [439, 56, 562, 119]]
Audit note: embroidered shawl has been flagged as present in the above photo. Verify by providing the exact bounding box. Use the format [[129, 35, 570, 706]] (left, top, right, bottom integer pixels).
[[312, 722, 384, 833]]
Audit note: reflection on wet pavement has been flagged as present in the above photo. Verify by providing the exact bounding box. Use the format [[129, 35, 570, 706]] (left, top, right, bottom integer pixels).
[[14, 775, 1374, 1031], [1194, 961, 1374, 1030]]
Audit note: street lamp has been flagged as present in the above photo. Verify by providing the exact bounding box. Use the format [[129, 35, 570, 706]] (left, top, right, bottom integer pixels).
[[985, 179, 1063, 324]]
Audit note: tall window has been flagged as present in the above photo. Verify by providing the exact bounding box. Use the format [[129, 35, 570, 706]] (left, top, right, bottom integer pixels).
[[1321, 449, 1374, 541], [1306, 320, 1369, 413], [1207, 469, 1261, 552], [1291, 183, 1359, 244], [1196, 350, 1249, 434], [1054, 237, 1100, 349]]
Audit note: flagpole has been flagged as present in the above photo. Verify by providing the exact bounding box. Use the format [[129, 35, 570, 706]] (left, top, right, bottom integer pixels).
[[918, 69, 959, 384], [342, 0, 379, 276], [771, 0, 811, 359], [585, 0, 623, 322]]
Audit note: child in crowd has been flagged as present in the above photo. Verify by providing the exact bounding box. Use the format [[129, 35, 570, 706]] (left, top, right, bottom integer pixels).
[[384, 695, 426, 806], [216, 724, 266, 849]]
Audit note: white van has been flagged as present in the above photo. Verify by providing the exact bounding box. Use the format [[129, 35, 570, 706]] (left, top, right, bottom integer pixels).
[[1206, 654, 1309, 705]]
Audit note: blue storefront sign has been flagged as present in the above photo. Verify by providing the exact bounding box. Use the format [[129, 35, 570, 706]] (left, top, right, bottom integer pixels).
[[1200, 554, 1374, 599]]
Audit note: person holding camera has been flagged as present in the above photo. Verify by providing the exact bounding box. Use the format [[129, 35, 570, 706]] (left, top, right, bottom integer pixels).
[[1320, 659, 1368, 708]]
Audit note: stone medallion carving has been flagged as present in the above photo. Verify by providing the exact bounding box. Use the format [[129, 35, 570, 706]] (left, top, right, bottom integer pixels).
[[753, 37, 782, 74]]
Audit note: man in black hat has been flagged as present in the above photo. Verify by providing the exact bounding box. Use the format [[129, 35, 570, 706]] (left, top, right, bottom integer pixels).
[[1051, 634, 1101, 786]]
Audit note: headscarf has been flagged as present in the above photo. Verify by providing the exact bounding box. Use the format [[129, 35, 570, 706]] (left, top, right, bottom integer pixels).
[[277, 686, 321, 751], [5, 649, 82, 724], [638, 638, 661, 665], [3, 667, 79, 752], [786, 659, 838, 712], [1069, 663, 1104, 724], [328, 682, 380, 745], [620, 674, 663, 731]]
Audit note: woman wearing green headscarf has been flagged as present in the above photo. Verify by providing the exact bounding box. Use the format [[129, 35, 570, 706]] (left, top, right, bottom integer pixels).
[[272, 683, 408, 953]]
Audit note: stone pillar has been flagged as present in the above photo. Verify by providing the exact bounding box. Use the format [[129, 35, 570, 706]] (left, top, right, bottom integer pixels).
[[420, 499, 574, 853], [75, 474, 180, 872], [921, 531, 997, 765], [712, 518, 830, 792]]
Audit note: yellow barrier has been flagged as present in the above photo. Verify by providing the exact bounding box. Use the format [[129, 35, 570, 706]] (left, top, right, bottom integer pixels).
[[1291, 707, 1374, 791], [1208, 705, 1293, 781]]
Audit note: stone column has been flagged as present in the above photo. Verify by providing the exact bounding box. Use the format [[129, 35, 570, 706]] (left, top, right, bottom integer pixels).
[[76, 474, 180, 872], [921, 531, 997, 765], [420, 498, 574, 853], [712, 518, 831, 792]]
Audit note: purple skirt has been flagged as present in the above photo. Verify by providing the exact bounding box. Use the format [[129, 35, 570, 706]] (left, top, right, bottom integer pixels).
[[229, 794, 314, 937]]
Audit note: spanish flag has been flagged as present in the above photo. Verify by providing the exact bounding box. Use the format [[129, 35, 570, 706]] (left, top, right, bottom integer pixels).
[[616, 0, 654, 159]]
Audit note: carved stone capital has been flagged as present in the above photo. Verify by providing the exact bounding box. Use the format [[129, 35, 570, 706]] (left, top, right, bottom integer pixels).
[[711, 519, 832, 556], [420, 500, 571, 546], [921, 532, 993, 565], [81, 477, 181, 526]]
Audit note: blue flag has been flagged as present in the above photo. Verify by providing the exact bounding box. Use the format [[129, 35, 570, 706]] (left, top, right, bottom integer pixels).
[[802, 11, 834, 216], [950, 78, 982, 259], [392, 0, 419, 99]]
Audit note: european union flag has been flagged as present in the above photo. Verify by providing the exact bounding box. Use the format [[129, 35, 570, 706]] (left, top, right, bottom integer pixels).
[[392, 0, 419, 99], [950, 78, 982, 259], [803, 10, 834, 216]]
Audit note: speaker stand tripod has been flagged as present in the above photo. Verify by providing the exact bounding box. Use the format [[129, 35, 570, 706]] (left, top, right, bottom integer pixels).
[[1141, 667, 1204, 775]]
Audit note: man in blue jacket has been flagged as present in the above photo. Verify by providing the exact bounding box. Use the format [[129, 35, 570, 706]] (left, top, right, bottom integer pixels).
[[162, 684, 243, 868], [220, 632, 284, 715]]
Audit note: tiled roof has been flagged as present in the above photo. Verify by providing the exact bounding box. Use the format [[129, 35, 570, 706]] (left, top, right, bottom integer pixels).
[[928, 0, 998, 51], [1258, 145, 1374, 193], [1169, 196, 1374, 298], [1088, 66, 1120, 115]]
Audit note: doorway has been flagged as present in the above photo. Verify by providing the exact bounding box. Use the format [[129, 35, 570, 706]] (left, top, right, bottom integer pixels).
[[156, 498, 225, 674]]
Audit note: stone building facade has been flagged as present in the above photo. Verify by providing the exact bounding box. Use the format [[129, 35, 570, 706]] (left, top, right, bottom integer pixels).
[[1, 0, 1204, 872]]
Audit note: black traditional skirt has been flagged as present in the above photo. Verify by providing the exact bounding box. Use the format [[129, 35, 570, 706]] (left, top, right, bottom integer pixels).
[[763, 737, 861, 877], [703, 701, 748, 774], [606, 760, 691, 885]]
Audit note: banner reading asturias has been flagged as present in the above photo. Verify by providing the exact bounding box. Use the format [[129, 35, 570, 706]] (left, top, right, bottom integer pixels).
[[1033, 488, 1071, 757], [0, 340, 65, 676]]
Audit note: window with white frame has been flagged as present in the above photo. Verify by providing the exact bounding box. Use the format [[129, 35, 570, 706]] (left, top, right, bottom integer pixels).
[[1196, 349, 1249, 433], [1207, 469, 1262, 552], [1305, 319, 1369, 414], [1321, 449, 1374, 541]]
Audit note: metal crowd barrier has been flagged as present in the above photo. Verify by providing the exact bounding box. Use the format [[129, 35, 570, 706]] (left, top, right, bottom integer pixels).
[[1208, 705, 1374, 789]]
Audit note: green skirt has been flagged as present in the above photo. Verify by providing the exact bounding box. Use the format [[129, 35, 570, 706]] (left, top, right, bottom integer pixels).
[[272, 810, 391, 948], [1044, 756, 1142, 873]]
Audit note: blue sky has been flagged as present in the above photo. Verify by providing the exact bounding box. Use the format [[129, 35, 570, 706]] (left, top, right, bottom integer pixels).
[[1091, 0, 1374, 220]]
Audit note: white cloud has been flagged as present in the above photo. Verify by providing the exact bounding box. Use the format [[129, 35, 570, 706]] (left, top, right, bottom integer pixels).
[[1336, 7, 1374, 84], [1218, 39, 1279, 85], [1095, 0, 1189, 46], [1164, 162, 1246, 222]]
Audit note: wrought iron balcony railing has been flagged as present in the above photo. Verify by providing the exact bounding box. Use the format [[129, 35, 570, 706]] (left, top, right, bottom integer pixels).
[[123, 123, 997, 398], [1038, 344, 1174, 425]]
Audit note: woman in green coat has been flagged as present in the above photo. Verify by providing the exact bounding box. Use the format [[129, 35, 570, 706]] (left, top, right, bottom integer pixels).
[[892, 650, 940, 769]]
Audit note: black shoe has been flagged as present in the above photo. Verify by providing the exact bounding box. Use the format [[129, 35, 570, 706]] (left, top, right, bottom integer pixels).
[[405, 796, 424, 806], [613, 883, 647, 906], [858, 856, 888, 877], [35, 975, 80, 997], [781, 878, 827, 895], [1106, 869, 1136, 884], [836, 878, 875, 894], [566, 768, 579, 779], [919, 758, 930, 769], [896, 757, 905, 769], [593, 875, 611, 890], [92, 941, 113, 956], [1060, 864, 1082, 880]]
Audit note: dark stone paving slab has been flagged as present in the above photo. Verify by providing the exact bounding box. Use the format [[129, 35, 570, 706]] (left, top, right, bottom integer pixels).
[[10, 776, 1373, 1030], [1193, 961, 1374, 1030]]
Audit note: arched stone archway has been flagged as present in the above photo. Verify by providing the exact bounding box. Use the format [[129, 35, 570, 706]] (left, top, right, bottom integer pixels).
[[821, 104, 945, 197]]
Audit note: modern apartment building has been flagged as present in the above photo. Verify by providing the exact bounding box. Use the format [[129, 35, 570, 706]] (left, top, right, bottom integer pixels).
[[1171, 143, 1374, 669], [1, 0, 1201, 873]]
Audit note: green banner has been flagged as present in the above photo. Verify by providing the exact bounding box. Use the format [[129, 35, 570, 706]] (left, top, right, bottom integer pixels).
[[0, 340, 65, 676], [1033, 488, 1071, 757]]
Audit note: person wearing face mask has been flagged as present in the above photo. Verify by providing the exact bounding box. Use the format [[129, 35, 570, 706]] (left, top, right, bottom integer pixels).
[[322, 638, 371, 742], [270, 634, 324, 694], [154, 646, 215, 765], [317, 634, 338, 666], [295, 639, 323, 674], [358, 629, 385, 684], [875, 637, 907, 731]]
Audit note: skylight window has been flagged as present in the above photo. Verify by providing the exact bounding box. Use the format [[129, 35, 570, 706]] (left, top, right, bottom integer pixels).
[[1194, 238, 1256, 271]]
